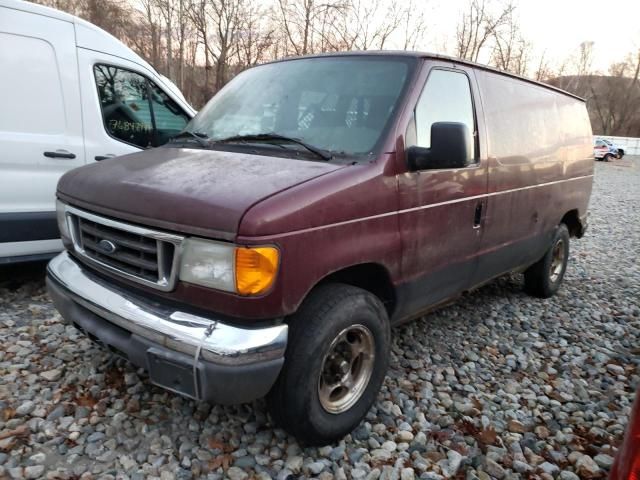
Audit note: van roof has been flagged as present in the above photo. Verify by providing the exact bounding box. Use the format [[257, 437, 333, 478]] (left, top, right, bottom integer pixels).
[[264, 50, 586, 103], [0, 0, 157, 75]]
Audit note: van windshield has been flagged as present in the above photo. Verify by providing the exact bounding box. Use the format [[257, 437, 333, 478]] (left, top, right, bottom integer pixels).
[[186, 56, 415, 157]]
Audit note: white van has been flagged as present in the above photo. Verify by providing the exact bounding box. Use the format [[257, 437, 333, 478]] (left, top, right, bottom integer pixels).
[[0, 0, 196, 264]]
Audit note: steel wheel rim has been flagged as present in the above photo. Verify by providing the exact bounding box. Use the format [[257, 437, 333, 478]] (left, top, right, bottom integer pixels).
[[318, 324, 375, 414], [549, 238, 565, 283]]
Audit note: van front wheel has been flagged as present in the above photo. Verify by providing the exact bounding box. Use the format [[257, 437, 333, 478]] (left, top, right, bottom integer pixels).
[[267, 283, 390, 445], [524, 224, 570, 298]]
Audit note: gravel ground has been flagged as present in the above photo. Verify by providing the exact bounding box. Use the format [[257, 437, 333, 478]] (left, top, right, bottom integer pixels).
[[1, 158, 639, 480]]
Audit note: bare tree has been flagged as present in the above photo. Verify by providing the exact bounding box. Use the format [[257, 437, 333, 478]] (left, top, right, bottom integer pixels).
[[533, 50, 553, 82], [209, 0, 243, 90], [277, 0, 314, 56], [156, 0, 177, 78], [175, 0, 195, 90], [276, 0, 353, 56], [345, 0, 402, 50], [402, 0, 427, 51], [138, 0, 163, 71], [235, 2, 276, 68], [576, 41, 595, 76], [188, 0, 213, 99], [560, 41, 595, 92], [455, 0, 514, 62], [490, 10, 530, 76]]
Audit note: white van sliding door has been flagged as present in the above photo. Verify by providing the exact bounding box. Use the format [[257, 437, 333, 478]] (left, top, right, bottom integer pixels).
[[0, 7, 84, 259]]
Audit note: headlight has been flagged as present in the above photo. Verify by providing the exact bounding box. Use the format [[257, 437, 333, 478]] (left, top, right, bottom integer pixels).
[[55, 199, 70, 241], [179, 238, 236, 292], [179, 239, 279, 296]]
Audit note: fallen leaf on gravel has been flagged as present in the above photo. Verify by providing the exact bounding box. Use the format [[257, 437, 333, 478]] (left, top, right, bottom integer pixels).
[[429, 430, 453, 442], [75, 394, 97, 408], [1, 407, 15, 421], [208, 454, 233, 470], [105, 367, 125, 391], [207, 438, 234, 453], [0, 424, 29, 441], [477, 426, 498, 445], [458, 418, 480, 436]]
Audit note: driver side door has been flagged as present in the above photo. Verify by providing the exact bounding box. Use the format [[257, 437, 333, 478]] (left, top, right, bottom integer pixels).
[[395, 62, 488, 320]]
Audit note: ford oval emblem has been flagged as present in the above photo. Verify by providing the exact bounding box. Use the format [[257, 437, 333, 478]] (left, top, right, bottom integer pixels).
[[97, 239, 117, 254]]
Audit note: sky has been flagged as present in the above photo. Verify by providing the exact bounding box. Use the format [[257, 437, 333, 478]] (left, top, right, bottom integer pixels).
[[413, 0, 640, 73]]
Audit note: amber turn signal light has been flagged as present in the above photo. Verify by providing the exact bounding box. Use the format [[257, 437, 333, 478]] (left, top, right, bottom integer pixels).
[[235, 246, 279, 295]]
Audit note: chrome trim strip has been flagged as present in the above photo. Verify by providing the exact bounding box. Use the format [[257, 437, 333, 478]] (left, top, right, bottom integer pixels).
[[48, 251, 288, 366], [63, 204, 185, 292], [246, 174, 595, 239]]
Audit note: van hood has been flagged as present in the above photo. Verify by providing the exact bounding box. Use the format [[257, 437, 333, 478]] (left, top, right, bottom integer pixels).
[[57, 147, 344, 240]]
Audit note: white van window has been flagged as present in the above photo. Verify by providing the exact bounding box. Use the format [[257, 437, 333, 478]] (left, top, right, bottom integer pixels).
[[415, 69, 476, 158], [147, 82, 191, 145], [94, 65, 189, 148], [0, 33, 65, 134]]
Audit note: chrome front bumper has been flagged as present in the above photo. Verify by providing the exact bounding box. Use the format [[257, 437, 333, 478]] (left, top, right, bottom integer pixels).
[[46, 251, 288, 403]]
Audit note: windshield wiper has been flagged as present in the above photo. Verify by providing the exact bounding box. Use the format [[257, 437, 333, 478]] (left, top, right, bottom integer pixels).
[[169, 130, 211, 148], [214, 133, 333, 161]]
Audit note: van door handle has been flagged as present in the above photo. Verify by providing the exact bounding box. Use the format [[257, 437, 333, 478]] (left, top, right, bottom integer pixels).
[[95, 154, 116, 161], [44, 150, 76, 159], [473, 202, 483, 227]]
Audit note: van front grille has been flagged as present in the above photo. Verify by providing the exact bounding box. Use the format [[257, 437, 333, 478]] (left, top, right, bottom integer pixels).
[[78, 217, 165, 283], [64, 205, 184, 291]]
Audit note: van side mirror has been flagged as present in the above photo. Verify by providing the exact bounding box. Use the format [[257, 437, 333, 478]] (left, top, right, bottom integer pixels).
[[407, 122, 472, 171]]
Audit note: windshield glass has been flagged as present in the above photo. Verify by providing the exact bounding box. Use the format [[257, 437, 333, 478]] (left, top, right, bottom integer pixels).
[[187, 56, 415, 156]]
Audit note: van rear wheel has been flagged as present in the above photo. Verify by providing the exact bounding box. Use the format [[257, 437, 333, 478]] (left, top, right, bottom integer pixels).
[[267, 283, 390, 445], [524, 224, 570, 298]]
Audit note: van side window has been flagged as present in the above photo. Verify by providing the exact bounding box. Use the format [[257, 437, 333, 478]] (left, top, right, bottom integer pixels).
[[94, 65, 188, 148], [147, 82, 190, 145], [414, 69, 476, 161]]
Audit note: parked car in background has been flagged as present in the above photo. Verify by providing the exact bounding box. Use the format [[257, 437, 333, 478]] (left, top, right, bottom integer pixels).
[[610, 389, 640, 479], [0, 0, 195, 264], [47, 52, 593, 444], [594, 139, 618, 161], [602, 138, 625, 158]]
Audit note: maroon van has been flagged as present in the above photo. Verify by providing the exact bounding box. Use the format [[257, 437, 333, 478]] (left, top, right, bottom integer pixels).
[[610, 389, 640, 479], [47, 52, 593, 444]]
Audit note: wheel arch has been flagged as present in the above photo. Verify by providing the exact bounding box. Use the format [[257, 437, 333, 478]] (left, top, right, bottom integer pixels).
[[561, 209, 585, 238], [312, 262, 397, 317]]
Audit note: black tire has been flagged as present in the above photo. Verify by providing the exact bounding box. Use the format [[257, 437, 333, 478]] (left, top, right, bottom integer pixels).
[[604, 153, 614, 162], [267, 283, 390, 445], [524, 224, 570, 298]]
